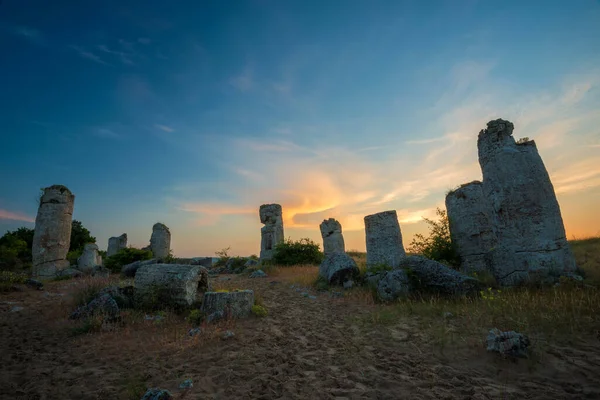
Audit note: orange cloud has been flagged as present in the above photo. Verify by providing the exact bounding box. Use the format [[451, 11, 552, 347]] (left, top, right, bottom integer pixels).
[[0, 209, 35, 223]]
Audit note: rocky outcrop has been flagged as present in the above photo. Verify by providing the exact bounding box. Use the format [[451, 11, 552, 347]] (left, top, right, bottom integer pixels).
[[121, 258, 160, 278], [400, 256, 481, 297], [134, 264, 202, 308], [149, 223, 171, 259], [320, 218, 345, 256], [377, 269, 411, 301], [77, 243, 100, 273], [319, 252, 360, 285], [69, 293, 120, 321], [107, 233, 127, 257], [445, 181, 496, 273], [32, 185, 75, 279], [447, 119, 577, 285], [200, 290, 254, 321], [259, 204, 284, 261], [364, 210, 406, 269]]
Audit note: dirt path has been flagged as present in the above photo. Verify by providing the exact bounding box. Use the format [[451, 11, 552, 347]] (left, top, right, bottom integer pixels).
[[1, 276, 600, 399]]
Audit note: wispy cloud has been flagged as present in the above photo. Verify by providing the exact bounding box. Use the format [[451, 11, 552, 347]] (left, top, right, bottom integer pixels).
[[70, 45, 110, 65], [229, 65, 254, 92], [93, 128, 121, 139], [9, 25, 46, 46], [0, 209, 35, 223], [154, 124, 174, 133]]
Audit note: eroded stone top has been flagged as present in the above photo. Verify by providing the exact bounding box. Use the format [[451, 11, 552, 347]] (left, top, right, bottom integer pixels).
[[39, 185, 75, 205], [152, 223, 170, 233], [259, 204, 282, 224], [320, 218, 342, 237]]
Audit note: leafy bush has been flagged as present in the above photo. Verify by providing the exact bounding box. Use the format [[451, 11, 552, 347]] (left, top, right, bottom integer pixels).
[[214, 246, 231, 267], [251, 304, 268, 317], [188, 309, 205, 325], [407, 208, 460, 267], [272, 238, 324, 266], [66, 248, 83, 266], [227, 257, 247, 271], [0, 227, 34, 271], [104, 247, 153, 273], [368, 263, 393, 274], [0, 271, 27, 292]]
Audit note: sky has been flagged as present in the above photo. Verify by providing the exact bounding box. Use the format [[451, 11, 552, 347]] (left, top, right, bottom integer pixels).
[[0, 0, 599, 257]]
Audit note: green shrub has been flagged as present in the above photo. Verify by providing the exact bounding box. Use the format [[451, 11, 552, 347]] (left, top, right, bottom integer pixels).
[[407, 208, 460, 267], [227, 256, 247, 271], [0, 271, 28, 292], [66, 248, 83, 266], [272, 238, 324, 266], [314, 275, 329, 291], [188, 309, 205, 325], [251, 304, 268, 317], [368, 263, 393, 274], [104, 247, 153, 273]]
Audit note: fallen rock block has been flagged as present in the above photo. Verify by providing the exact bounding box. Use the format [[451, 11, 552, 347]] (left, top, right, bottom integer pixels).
[[200, 290, 254, 321], [134, 264, 203, 308], [249, 269, 267, 278], [122, 258, 161, 278], [141, 388, 173, 400], [70, 293, 120, 321], [377, 269, 411, 301], [319, 252, 359, 285], [486, 328, 530, 358], [400, 256, 481, 296]]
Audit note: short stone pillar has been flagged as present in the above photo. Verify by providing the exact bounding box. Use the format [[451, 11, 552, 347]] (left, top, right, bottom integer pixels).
[[364, 210, 406, 269], [107, 233, 127, 257], [149, 223, 171, 259], [259, 204, 284, 261], [78, 243, 101, 273], [320, 218, 345, 256], [32, 185, 75, 279]]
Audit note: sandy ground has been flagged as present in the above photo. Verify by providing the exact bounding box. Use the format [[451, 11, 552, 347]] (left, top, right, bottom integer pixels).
[[1, 274, 600, 400]]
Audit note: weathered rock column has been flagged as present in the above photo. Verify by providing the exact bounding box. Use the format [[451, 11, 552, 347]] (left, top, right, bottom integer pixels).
[[445, 181, 496, 273], [259, 204, 284, 261], [107, 233, 127, 257], [149, 223, 171, 259], [32, 185, 75, 279], [77, 243, 100, 273], [134, 264, 202, 308], [364, 210, 406, 269], [320, 218, 345, 256], [477, 119, 577, 285]]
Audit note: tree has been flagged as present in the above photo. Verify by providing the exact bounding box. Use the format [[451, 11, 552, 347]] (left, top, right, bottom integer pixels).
[[0, 227, 35, 271], [69, 220, 96, 252], [407, 208, 460, 268]]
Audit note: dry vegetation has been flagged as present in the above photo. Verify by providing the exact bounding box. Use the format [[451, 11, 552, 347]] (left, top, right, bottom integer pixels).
[[1, 238, 599, 399]]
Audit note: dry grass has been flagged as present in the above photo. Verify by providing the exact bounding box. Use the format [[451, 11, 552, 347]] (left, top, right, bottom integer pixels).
[[571, 236, 600, 284]]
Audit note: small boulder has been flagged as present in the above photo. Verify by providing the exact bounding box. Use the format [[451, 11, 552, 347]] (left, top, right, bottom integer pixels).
[[97, 285, 134, 309], [57, 268, 83, 279], [377, 269, 411, 301], [70, 293, 120, 321], [400, 256, 481, 296], [245, 259, 259, 268], [319, 252, 360, 285], [179, 379, 193, 389], [249, 269, 267, 278], [141, 388, 173, 400], [25, 278, 44, 290], [121, 258, 160, 278], [200, 290, 254, 321], [486, 328, 530, 358]]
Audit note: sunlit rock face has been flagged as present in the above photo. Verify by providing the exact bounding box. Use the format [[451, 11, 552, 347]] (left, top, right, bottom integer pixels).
[[320, 218, 345, 256], [259, 204, 284, 261], [447, 119, 577, 285], [364, 210, 406, 269], [32, 185, 75, 279]]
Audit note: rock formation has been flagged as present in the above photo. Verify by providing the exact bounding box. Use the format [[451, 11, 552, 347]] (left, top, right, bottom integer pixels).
[[149, 223, 171, 259], [319, 218, 345, 256], [134, 264, 202, 308], [32, 185, 75, 279], [259, 204, 284, 261], [77, 243, 100, 273], [201, 290, 255, 321], [107, 233, 127, 257], [319, 252, 359, 285], [364, 210, 406, 269], [446, 119, 577, 285], [445, 181, 496, 273]]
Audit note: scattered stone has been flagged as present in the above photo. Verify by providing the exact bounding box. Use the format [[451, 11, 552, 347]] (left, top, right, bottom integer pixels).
[[443, 312, 454, 319], [269, 280, 279, 285], [141, 388, 173, 400], [343, 280, 354, 290], [107, 233, 128, 257], [179, 379, 193, 389], [400, 256, 481, 296], [191, 257, 213, 268], [329, 291, 344, 298], [24, 278, 44, 290], [219, 277, 231, 281], [97, 285, 134, 309], [201, 290, 254, 321], [10, 306, 24, 312], [320, 218, 345, 256], [244, 259, 259, 268], [70, 293, 119, 321], [377, 269, 411, 301], [249, 269, 267, 278], [32, 184, 75, 279], [188, 327, 202, 336], [57, 268, 83, 279], [308, 295, 317, 300], [135, 264, 203, 308], [144, 314, 164, 321], [77, 243, 100, 273], [149, 223, 171, 259], [319, 252, 360, 285], [222, 330, 235, 340], [364, 210, 406, 269], [259, 204, 284, 261], [122, 258, 160, 278], [486, 328, 530, 358], [301, 292, 309, 297]]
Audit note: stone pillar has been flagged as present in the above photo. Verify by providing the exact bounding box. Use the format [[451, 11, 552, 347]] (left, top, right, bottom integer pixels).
[[477, 119, 577, 285], [149, 223, 171, 259], [32, 185, 75, 279], [320, 218, 345, 256], [364, 210, 406, 269], [77, 243, 100, 273], [107, 233, 127, 257], [259, 204, 284, 261], [445, 181, 496, 273]]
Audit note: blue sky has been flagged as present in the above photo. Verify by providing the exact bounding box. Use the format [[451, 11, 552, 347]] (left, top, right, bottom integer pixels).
[[1, 0, 599, 257]]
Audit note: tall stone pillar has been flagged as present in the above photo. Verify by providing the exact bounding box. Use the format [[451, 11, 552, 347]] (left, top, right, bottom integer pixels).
[[259, 204, 284, 261]]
